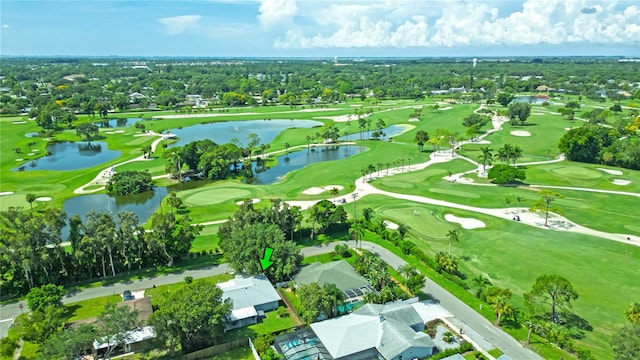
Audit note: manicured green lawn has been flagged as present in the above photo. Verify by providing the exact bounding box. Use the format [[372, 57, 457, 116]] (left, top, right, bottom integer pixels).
[[356, 194, 640, 358]]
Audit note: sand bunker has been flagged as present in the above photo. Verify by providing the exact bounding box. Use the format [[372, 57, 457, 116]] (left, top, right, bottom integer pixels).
[[12, 121, 26, 124], [0, 192, 14, 196], [438, 106, 453, 110], [105, 130, 125, 134], [532, 113, 544, 115], [35, 197, 52, 201], [408, 118, 420, 122], [598, 168, 623, 176], [612, 179, 631, 186], [314, 113, 370, 123], [384, 220, 399, 230], [298, 108, 339, 112], [444, 214, 486, 229], [302, 185, 344, 195], [235, 198, 261, 205], [510, 130, 531, 137]]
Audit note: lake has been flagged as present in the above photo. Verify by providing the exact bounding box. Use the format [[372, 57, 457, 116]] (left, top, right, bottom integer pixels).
[[249, 145, 367, 184], [13, 141, 121, 171], [94, 118, 143, 128], [169, 119, 323, 147]]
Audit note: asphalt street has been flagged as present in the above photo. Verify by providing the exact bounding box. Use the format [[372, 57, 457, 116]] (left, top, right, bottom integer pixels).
[[1, 242, 542, 359]]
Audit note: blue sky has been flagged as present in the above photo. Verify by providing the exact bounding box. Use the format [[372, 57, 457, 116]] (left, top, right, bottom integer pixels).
[[1, 0, 639, 57]]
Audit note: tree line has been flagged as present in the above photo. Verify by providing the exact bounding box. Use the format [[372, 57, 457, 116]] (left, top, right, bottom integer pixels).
[[0, 208, 201, 296]]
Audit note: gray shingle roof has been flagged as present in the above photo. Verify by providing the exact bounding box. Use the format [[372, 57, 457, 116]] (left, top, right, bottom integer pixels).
[[293, 260, 369, 291], [310, 302, 435, 359], [217, 274, 281, 310]]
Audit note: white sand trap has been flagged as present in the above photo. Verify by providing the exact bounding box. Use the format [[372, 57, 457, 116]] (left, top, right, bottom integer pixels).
[[302, 185, 343, 195], [0, 192, 14, 196], [298, 108, 339, 112], [384, 220, 399, 230], [35, 196, 52, 201], [12, 121, 26, 124], [445, 214, 486, 229], [314, 113, 371, 123], [510, 130, 531, 137], [438, 106, 453, 110], [105, 130, 125, 134], [15, 158, 24, 161], [33, 149, 39, 152], [532, 113, 544, 115], [408, 118, 420, 122], [598, 168, 623, 176], [235, 198, 261, 205], [28, 153, 35, 156], [612, 179, 631, 186]]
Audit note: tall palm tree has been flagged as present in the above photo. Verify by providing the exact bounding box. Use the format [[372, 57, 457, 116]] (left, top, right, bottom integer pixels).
[[447, 229, 460, 255], [284, 142, 290, 155], [515, 195, 525, 213], [348, 222, 365, 249], [25, 193, 36, 213], [478, 146, 493, 172], [511, 145, 523, 166], [471, 274, 492, 299], [328, 187, 340, 202], [323, 283, 345, 318]]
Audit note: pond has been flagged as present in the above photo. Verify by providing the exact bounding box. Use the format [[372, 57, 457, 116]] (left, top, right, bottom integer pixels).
[[169, 119, 323, 147], [338, 124, 408, 141], [62, 187, 169, 238], [94, 118, 142, 128], [12, 141, 121, 171], [248, 145, 367, 184], [511, 96, 549, 104]]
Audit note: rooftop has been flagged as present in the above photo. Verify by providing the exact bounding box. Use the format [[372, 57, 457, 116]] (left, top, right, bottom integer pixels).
[[293, 260, 369, 292], [217, 274, 281, 311]]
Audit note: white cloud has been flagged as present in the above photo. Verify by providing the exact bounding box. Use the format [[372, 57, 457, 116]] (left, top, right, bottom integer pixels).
[[158, 15, 202, 35], [2, 24, 10, 29], [273, 0, 640, 49], [258, 0, 297, 30]]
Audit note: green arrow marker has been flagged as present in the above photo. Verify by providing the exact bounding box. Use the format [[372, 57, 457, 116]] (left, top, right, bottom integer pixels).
[[259, 247, 274, 271]]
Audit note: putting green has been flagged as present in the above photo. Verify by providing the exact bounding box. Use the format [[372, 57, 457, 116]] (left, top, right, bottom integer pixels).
[[550, 166, 603, 180], [17, 183, 66, 194], [378, 180, 415, 189], [376, 203, 455, 239], [183, 187, 252, 206], [0, 194, 29, 210]]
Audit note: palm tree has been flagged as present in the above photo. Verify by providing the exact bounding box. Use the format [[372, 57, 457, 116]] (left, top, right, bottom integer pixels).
[[447, 229, 460, 255], [366, 164, 376, 180], [397, 223, 410, 240], [515, 195, 525, 213], [348, 222, 365, 249], [323, 283, 345, 318], [492, 295, 513, 325], [398, 264, 416, 279], [361, 207, 375, 223], [167, 192, 182, 213], [328, 187, 340, 202], [498, 144, 512, 164], [511, 145, 523, 166], [284, 142, 290, 155], [305, 135, 312, 152], [478, 146, 493, 172], [414, 130, 429, 152], [25, 193, 36, 213], [504, 196, 513, 213], [471, 274, 492, 299]]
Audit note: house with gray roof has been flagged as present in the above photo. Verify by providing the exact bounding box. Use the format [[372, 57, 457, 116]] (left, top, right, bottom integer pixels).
[[292, 260, 375, 303], [217, 274, 282, 330], [306, 302, 435, 360]]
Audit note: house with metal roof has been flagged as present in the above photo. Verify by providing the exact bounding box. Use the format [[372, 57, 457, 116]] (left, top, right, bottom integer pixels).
[[217, 274, 282, 330], [292, 260, 376, 303], [276, 302, 435, 360]]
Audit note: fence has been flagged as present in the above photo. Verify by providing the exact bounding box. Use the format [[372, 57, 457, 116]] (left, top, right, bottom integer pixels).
[[180, 338, 249, 360]]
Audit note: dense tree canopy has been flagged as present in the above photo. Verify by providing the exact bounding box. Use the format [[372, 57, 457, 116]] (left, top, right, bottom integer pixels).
[[149, 280, 232, 354], [106, 170, 154, 195], [524, 274, 578, 323]]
